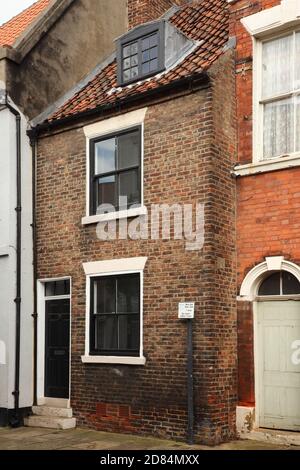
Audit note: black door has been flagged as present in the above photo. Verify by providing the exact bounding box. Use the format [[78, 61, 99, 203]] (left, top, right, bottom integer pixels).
[[45, 299, 70, 398]]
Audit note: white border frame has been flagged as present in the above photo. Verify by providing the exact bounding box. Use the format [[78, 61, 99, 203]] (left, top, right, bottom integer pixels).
[[82, 259, 147, 365], [82, 108, 148, 225], [37, 276, 72, 407]]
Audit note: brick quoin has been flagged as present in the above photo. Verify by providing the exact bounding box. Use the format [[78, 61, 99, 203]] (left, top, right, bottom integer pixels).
[[127, 0, 189, 29], [36, 49, 237, 445], [228, 0, 300, 406]]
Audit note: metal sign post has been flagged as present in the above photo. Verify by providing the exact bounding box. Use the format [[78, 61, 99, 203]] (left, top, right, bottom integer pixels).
[[178, 302, 195, 445]]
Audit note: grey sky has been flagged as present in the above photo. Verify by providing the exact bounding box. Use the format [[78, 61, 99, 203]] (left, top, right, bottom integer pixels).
[[0, 0, 36, 26]]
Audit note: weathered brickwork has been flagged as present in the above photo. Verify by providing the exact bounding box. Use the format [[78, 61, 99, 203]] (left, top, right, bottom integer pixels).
[[36, 49, 237, 444], [229, 0, 299, 407], [127, 0, 188, 29]]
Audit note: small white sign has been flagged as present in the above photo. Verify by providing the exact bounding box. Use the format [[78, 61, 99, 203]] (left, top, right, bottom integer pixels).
[[178, 302, 195, 320]]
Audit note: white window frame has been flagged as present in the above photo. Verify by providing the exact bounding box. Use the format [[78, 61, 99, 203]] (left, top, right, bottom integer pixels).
[[81, 257, 147, 365], [234, 0, 300, 176], [254, 29, 300, 163], [82, 108, 148, 225]]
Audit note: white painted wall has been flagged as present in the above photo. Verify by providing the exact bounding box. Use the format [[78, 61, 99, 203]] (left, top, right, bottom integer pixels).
[[0, 101, 33, 411]]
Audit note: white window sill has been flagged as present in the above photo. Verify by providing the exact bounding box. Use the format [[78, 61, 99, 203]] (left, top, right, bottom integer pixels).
[[82, 206, 147, 225], [81, 355, 146, 365], [233, 153, 300, 176]]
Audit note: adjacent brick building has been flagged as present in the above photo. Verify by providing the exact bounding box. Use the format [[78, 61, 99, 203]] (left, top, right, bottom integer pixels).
[[230, 0, 300, 433], [31, 0, 238, 444]]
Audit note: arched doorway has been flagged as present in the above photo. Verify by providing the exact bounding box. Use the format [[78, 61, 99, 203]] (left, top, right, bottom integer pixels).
[[240, 257, 300, 431], [256, 271, 300, 430]]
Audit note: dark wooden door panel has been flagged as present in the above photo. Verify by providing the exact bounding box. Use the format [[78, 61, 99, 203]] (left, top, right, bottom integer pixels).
[[45, 299, 70, 398]]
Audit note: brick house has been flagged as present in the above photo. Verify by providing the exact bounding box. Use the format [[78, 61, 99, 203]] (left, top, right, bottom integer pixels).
[[30, 0, 237, 444], [0, 0, 128, 427], [229, 0, 300, 434]]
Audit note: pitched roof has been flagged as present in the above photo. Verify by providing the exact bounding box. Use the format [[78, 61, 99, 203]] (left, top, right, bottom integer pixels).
[[47, 0, 229, 124], [0, 0, 51, 47]]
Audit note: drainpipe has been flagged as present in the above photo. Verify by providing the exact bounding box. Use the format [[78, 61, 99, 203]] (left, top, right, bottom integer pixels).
[[0, 91, 22, 427], [30, 132, 38, 406]]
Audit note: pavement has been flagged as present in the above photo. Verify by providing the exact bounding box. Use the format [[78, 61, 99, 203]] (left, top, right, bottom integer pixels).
[[0, 427, 300, 450]]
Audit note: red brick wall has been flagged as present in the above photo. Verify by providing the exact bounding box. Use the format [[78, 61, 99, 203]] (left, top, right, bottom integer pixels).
[[237, 301, 254, 405], [237, 171, 300, 285], [229, 0, 299, 407], [127, 0, 188, 29], [36, 50, 237, 445]]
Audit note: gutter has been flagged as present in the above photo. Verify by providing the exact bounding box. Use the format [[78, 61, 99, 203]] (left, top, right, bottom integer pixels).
[[0, 91, 22, 427], [30, 72, 210, 136]]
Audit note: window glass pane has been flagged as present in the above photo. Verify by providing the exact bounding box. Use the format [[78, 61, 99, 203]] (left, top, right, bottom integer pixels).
[[149, 33, 158, 48], [123, 69, 131, 82], [142, 36, 150, 51], [150, 59, 158, 72], [45, 280, 70, 297], [263, 98, 293, 159], [262, 35, 293, 99], [142, 62, 150, 74], [150, 46, 158, 60], [295, 32, 300, 89], [130, 42, 138, 55], [131, 67, 138, 79], [95, 138, 115, 174], [119, 315, 140, 351], [123, 45, 131, 58], [131, 55, 138, 67], [258, 273, 281, 296], [118, 131, 140, 170], [95, 315, 118, 351], [96, 175, 116, 211], [119, 170, 140, 207], [117, 275, 140, 313], [123, 57, 131, 70], [282, 272, 300, 295], [142, 50, 150, 62], [94, 277, 115, 314]]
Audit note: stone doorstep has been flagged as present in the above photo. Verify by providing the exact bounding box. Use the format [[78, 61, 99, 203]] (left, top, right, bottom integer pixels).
[[32, 406, 73, 418], [24, 405, 76, 430], [241, 428, 300, 447], [24, 415, 76, 430]]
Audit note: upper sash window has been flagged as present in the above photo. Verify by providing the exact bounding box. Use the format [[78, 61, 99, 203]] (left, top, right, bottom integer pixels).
[[90, 127, 141, 215], [260, 31, 300, 160]]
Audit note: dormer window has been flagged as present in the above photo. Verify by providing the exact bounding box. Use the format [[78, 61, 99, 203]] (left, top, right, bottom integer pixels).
[[117, 22, 165, 85]]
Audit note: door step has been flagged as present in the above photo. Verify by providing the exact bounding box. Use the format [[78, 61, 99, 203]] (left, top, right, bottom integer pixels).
[[24, 406, 76, 430], [242, 428, 300, 447], [32, 406, 73, 418]]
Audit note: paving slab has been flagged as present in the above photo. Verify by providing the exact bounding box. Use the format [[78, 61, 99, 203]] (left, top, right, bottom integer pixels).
[[0, 427, 299, 451]]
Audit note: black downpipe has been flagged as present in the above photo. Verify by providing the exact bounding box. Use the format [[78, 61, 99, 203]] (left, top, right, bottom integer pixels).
[[30, 134, 38, 406], [1, 96, 22, 427]]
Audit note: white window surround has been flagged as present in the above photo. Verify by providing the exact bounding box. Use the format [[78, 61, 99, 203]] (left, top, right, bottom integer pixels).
[[233, 0, 300, 176], [82, 257, 147, 365], [82, 108, 147, 225], [238, 256, 300, 301]]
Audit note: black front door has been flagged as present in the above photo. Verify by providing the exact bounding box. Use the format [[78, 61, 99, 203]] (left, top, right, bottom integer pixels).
[[45, 299, 70, 398]]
